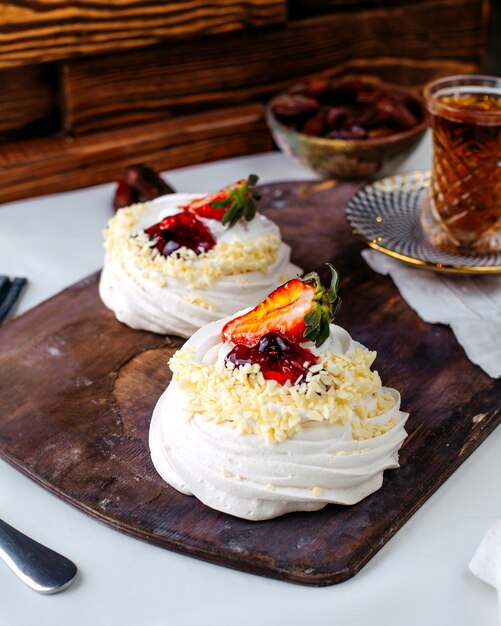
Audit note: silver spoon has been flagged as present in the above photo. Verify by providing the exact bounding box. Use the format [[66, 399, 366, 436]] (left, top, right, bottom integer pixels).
[[0, 518, 77, 593]]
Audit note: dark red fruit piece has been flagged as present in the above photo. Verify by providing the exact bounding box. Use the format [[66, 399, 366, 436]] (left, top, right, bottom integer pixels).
[[355, 85, 385, 105], [389, 101, 418, 128], [124, 164, 176, 201], [367, 127, 394, 139], [271, 94, 319, 118], [374, 97, 417, 129], [113, 179, 139, 211], [225, 332, 319, 386], [326, 106, 351, 130], [327, 125, 367, 140], [305, 77, 333, 99], [145, 212, 215, 256], [273, 79, 422, 138], [302, 111, 326, 137]]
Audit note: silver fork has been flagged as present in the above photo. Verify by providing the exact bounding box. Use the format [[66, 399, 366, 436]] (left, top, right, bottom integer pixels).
[[0, 518, 77, 593]]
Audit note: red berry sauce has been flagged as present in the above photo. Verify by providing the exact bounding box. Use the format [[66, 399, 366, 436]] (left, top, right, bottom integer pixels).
[[145, 211, 216, 256], [225, 332, 318, 386]]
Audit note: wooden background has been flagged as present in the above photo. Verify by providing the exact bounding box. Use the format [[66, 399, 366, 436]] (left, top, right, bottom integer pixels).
[[0, 0, 493, 203]]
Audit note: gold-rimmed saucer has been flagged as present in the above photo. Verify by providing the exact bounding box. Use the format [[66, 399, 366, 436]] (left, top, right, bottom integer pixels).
[[345, 171, 501, 275]]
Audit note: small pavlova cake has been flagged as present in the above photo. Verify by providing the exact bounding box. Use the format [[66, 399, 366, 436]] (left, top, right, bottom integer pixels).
[[99, 175, 301, 337], [149, 266, 409, 520]]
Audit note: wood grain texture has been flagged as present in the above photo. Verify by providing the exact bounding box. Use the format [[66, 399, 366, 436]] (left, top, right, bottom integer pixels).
[[0, 0, 285, 69], [61, 0, 486, 135], [0, 104, 272, 204], [0, 64, 60, 140], [0, 181, 499, 585], [287, 0, 484, 17]]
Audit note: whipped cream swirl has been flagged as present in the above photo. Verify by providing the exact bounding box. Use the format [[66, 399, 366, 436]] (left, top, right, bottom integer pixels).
[[100, 193, 301, 337], [149, 318, 409, 520]]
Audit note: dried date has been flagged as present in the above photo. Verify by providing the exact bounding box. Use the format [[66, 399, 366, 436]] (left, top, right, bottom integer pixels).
[[124, 164, 176, 200], [326, 106, 352, 130], [113, 180, 139, 211], [112, 163, 176, 211], [367, 127, 394, 139], [272, 79, 424, 140], [327, 125, 367, 140], [271, 94, 319, 119], [304, 77, 333, 99], [302, 111, 326, 137], [374, 97, 418, 129]]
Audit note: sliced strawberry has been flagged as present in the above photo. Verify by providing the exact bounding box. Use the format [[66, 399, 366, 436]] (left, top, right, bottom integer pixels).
[[222, 279, 315, 347], [222, 265, 342, 348], [187, 204, 226, 221], [185, 175, 260, 226], [186, 184, 243, 221]]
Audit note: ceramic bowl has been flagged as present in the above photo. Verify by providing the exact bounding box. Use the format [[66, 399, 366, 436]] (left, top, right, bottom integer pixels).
[[266, 80, 428, 180]]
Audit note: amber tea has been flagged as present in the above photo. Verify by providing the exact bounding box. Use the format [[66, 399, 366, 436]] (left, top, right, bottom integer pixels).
[[422, 76, 501, 255]]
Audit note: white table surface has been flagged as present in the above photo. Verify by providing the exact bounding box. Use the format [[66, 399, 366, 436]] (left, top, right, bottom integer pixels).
[[1, 137, 500, 626]]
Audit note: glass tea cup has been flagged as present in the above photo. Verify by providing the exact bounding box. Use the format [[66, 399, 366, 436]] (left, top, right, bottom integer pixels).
[[421, 75, 501, 256]]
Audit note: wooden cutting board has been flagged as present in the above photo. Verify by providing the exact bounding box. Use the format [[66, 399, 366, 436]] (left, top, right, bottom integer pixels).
[[0, 181, 499, 586]]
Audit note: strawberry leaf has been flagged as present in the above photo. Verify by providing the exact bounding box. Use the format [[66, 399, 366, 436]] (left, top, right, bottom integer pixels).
[[304, 308, 321, 331], [221, 201, 241, 228], [211, 199, 231, 209], [326, 263, 340, 301], [213, 175, 260, 229], [302, 264, 341, 347], [318, 316, 330, 346]]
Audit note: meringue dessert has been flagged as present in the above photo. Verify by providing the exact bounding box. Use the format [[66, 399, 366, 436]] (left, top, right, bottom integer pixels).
[[149, 266, 409, 520], [100, 176, 301, 337]]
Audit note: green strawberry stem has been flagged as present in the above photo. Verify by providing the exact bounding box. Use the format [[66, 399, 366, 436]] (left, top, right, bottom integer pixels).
[[302, 263, 342, 347], [210, 175, 261, 228]]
